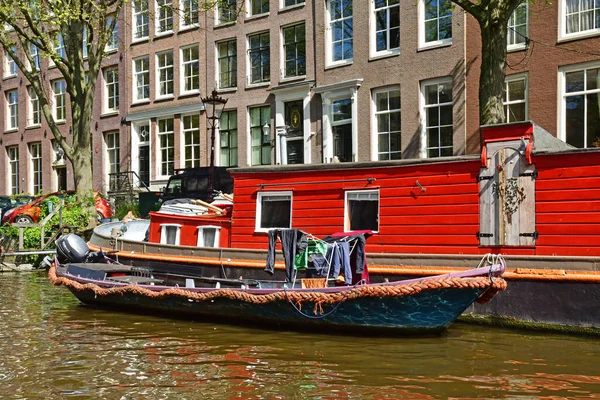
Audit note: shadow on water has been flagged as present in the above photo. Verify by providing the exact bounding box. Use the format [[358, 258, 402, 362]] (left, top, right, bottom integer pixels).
[[1, 272, 600, 399]]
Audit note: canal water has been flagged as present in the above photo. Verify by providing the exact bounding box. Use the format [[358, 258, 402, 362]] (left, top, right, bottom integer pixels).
[[1, 271, 599, 399]]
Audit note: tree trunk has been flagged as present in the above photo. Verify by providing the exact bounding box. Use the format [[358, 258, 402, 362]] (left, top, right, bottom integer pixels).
[[479, 19, 508, 126]]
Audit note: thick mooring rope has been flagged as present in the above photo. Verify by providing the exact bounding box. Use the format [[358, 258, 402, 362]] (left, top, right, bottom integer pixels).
[[48, 265, 506, 308]]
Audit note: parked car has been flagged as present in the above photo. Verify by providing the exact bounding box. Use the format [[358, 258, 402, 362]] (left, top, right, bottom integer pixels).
[[1, 191, 113, 225], [0, 195, 36, 223]]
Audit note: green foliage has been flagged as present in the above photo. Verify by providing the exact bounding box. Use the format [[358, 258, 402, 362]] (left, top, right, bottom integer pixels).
[[115, 200, 140, 220]]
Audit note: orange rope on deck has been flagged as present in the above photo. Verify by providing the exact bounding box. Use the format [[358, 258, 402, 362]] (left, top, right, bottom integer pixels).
[[48, 265, 506, 310]]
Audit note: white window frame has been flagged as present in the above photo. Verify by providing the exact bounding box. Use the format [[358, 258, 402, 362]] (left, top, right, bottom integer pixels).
[[156, 51, 174, 98], [6, 90, 18, 131], [155, 0, 174, 35], [273, 87, 311, 165], [507, 2, 528, 51], [216, 38, 237, 89], [418, 0, 452, 50], [281, 0, 305, 9], [216, 0, 237, 25], [132, 0, 150, 41], [196, 226, 221, 247], [133, 56, 150, 103], [53, 80, 67, 122], [157, 117, 174, 179], [558, 61, 600, 148], [326, 0, 353, 67], [106, 16, 119, 52], [28, 87, 41, 127], [344, 189, 380, 233], [281, 23, 306, 79], [103, 67, 119, 114], [247, 31, 270, 86], [180, 0, 199, 28], [105, 131, 120, 193], [160, 224, 182, 245], [5, 47, 17, 78], [559, 0, 600, 41], [29, 43, 41, 71], [248, 0, 270, 16], [181, 113, 201, 168], [503, 73, 528, 123], [372, 85, 401, 161], [369, 0, 400, 58], [420, 77, 453, 158], [50, 33, 65, 67], [29, 142, 42, 194], [180, 45, 200, 95], [255, 191, 292, 232], [7, 146, 19, 195]]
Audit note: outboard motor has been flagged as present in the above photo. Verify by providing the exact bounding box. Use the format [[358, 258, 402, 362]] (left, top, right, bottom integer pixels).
[[55, 233, 90, 264]]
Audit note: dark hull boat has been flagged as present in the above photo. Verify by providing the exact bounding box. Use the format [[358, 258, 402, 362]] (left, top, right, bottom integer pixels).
[[50, 234, 507, 334]]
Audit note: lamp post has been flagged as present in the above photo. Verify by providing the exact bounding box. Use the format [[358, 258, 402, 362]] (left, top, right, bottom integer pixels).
[[201, 89, 228, 199]]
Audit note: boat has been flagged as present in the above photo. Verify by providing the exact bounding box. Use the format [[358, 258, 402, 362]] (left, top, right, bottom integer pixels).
[[49, 233, 507, 333], [87, 121, 600, 332]]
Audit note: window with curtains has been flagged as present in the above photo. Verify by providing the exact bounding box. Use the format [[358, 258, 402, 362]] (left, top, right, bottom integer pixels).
[[562, 0, 600, 39], [503, 74, 528, 123], [256, 192, 292, 231]]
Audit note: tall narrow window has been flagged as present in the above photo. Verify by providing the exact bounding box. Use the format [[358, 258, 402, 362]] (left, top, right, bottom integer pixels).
[[197, 226, 220, 247], [158, 118, 174, 176], [250, 0, 269, 15], [157, 51, 174, 97], [345, 190, 379, 232], [5, 47, 17, 77], [53, 80, 67, 121], [181, 0, 199, 27], [372, 0, 400, 55], [327, 0, 353, 65], [248, 32, 270, 84], [561, 64, 600, 148], [133, 0, 150, 39], [106, 16, 119, 51], [218, 39, 237, 89], [28, 87, 41, 126], [156, 0, 174, 33], [6, 90, 18, 130], [218, 0, 236, 24], [54, 33, 65, 58], [105, 131, 120, 184], [133, 56, 150, 101], [508, 2, 528, 50], [83, 26, 89, 58], [7, 146, 19, 195], [332, 98, 353, 162], [183, 114, 200, 168], [421, 0, 452, 47], [374, 87, 401, 160], [422, 80, 453, 158], [256, 191, 292, 231], [160, 224, 181, 245], [30, 142, 42, 194], [283, 100, 305, 164], [181, 45, 200, 93], [503, 75, 527, 123], [219, 110, 238, 167], [283, 23, 306, 78], [30, 43, 41, 71], [563, 0, 600, 38], [104, 68, 119, 113], [250, 105, 271, 165]]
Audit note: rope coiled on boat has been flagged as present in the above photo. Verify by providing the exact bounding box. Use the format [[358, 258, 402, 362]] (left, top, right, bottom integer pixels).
[[48, 265, 506, 309]]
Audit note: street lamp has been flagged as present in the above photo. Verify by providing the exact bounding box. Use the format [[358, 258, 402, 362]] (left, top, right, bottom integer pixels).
[[201, 89, 228, 199], [262, 122, 271, 144]]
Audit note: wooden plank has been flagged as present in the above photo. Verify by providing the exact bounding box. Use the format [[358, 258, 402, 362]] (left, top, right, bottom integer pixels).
[[518, 158, 536, 246], [537, 213, 600, 224], [378, 225, 478, 235], [537, 189, 600, 202], [536, 201, 600, 213], [536, 176, 600, 191], [537, 223, 600, 235], [380, 215, 479, 225], [535, 235, 600, 246], [382, 204, 479, 216], [384, 183, 478, 197]]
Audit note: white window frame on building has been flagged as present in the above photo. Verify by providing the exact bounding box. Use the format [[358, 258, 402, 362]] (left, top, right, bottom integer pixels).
[[272, 83, 312, 165], [29, 43, 41, 71], [157, 117, 175, 179], [248, 31, 270, 85], [217, 109, 238, 167], [255, 191, 292, 232], [132, 0, 150, 41], [7, 146, 19, 195], [326, 0, 353, 67], [281, 0, 304, 9], [249, 104, 272, 165], [249, 0, 269, 15], [419, 0, 452, 50], [344, 190, 379, 232], [105, 131, 120, 193], [181, 45, 200, 94], [53, 80, 67, 122], [196, 225, 220, 247], [216, 39, 237, 89], [504, 73, 528, 123], [372, 85, 401, 161], [155, 0, 174, 35], [160, 224, 181, 245], [281, 23, 306, 79], [103, 67, 119, 114], [507, 2, 528, 51], [370, 0, 400, 58], [29, 142, 42, 194], [106, 15, 119, 52], [131, 120, 152, 188], [156, 50, 174, 98], [50, 33, 65, 66], [5, 46, 17, 78], [28, 87, 41, 127], [217, 0, 236, 24], [182, 113, 201, 168], [558, 61, 600, 148], [133, 56, 150, 103], [6, 90, 18, 131], [559, 0, 600, 41], [420, 78, 453, 158], [82, 26, 89, 59], [315, 79, 362, 163], [180, 0, 199, 28]]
